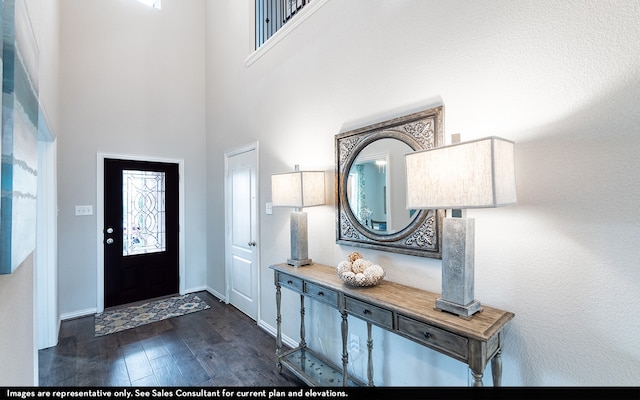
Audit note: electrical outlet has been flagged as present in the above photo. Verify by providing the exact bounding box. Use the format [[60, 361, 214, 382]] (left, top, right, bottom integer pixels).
[[349, 334, 360, 354]]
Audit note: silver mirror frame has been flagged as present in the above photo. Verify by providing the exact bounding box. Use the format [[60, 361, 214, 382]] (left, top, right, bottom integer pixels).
[[335, 105, 445, 259]]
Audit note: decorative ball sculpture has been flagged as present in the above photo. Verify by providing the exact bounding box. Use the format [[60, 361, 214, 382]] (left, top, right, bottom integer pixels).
[[337, 252, 386, 287]]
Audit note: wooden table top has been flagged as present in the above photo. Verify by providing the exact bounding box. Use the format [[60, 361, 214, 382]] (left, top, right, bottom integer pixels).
[[270, 262, 515, 341]]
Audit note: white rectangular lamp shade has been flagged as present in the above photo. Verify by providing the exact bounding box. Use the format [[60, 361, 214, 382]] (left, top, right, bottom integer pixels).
[[405, 136, 516, 318], [271, 171, 326, 208], [271, 170, 325, 267], [405, 136, 517, 209]]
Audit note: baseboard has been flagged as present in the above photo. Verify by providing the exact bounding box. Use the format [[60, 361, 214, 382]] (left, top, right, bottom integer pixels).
[[184, 285, 207, 295], [61, 307, 97, 321], [204, 286, 226, 302], [257, 319, 297, 349], [60, 288, 221, 322], [59, 290, 296, 349]]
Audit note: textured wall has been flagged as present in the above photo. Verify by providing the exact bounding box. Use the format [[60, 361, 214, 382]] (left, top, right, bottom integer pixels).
[[57, 0, 207, 315], [0, 0, 59, 385], [0, 256, 35, 385], [205, 0, 640, 385]]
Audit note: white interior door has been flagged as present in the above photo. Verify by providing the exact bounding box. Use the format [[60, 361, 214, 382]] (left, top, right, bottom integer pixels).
[[225, 144, 259, 320]]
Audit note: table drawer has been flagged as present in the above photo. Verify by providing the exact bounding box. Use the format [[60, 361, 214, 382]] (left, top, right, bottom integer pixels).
[[397, 315, 468, 360], [345, 296, 393, 329], [277, 273, 303, 293], [304, 282, 339, 307]]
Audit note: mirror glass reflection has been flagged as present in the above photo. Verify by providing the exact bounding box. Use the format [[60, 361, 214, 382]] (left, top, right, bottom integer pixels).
[[346, 138, 418, 235]]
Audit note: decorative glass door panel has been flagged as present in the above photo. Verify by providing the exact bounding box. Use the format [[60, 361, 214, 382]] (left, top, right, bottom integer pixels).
[[104, 158, 179, 308], [122, 170, 166, 256]]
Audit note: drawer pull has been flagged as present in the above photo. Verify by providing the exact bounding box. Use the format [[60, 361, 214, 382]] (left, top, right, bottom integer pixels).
[[287, 280, 293, 284], [423, 331, 431, 339], [318, 291, 324, 296], [363, 309, 372, 315]]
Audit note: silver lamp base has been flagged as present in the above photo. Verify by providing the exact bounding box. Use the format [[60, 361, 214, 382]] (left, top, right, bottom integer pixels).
[[436, 216, 482, 318], [287, 211, 312, 267], [287, 258, 312, 267], [435, 297, 482, 319]]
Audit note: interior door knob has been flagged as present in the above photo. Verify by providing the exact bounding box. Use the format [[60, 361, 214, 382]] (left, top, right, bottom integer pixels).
[[248, 241, 256, 247]]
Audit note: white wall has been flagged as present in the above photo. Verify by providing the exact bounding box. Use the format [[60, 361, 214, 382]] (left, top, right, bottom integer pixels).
[[0, 0, 60, 385], [205, 0, 640, 386], [0, 257, 36, 385], [57, 0, 207, 316]]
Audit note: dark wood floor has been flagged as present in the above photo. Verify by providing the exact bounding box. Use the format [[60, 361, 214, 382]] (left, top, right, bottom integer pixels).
[[38, 291, 305, 387]]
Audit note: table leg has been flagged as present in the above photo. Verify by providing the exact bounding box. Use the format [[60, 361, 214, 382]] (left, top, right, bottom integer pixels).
[[299, 294, 306, 349], [491, 348, 503, 386], [366, 322, 374, 386], [471, 370, 484, 387], [341, 310, 349, 386], [275, 282, 282, 373]]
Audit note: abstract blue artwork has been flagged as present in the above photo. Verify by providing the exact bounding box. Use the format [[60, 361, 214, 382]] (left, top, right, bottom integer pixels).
[[0, 0, 41, 274]]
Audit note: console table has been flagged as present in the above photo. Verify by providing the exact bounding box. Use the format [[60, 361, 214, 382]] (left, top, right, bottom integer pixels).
[[270, 262, 514, 387]]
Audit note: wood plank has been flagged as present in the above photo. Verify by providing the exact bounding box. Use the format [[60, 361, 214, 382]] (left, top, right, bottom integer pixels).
[[270, 263, 515, 341], [38, 291, 304, 387], [271, 262, 516, 387]]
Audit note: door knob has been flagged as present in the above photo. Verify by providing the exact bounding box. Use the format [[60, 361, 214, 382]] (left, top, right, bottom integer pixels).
[[248, 241, 256, 247], [106, 238, 114, 245]]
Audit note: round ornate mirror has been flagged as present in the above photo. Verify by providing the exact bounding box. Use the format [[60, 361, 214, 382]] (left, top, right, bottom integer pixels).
[[346, 138, 415, 235], [335, 105, 445, 258]]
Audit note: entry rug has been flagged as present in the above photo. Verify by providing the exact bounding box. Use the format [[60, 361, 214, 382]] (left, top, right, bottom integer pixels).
[[94, 293, 210, 337]]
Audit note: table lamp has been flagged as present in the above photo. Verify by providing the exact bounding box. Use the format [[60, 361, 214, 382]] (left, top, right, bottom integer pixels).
[[405, 136, 517, 318], [271, 165, 325, 267]]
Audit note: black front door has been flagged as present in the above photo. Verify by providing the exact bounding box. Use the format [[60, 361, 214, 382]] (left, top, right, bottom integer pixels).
[[104, 158, 179, 308]]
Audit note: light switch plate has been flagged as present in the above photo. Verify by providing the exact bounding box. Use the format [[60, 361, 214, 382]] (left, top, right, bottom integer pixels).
[[75, 205, 93, 216], [266, 202, 273, 215]]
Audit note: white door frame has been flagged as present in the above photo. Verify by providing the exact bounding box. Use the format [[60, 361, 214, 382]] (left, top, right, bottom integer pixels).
[[224, 142, 260, 320], [36, 139, 58, 351], [96, 152, 186, 313]]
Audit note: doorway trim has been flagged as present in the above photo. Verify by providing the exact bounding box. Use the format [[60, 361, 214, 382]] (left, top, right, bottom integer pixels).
[[224, 141, 261, 321], [96, 152, 186, 313], [36, 139, 58, 350]]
